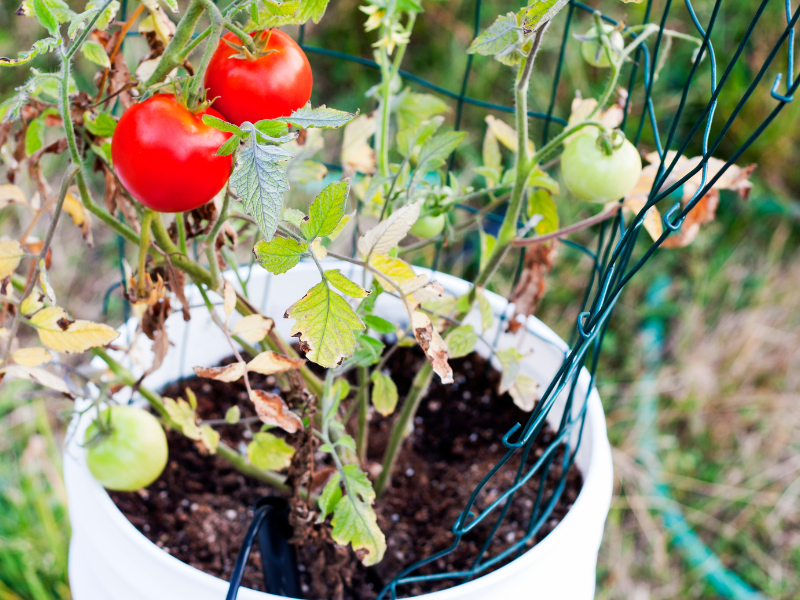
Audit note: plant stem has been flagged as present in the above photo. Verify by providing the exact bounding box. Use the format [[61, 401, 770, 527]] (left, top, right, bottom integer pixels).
[[59, 53, 140, 246], [187, 0, 225, 106], [91, 348, 289, 491], [2, 164, 78, 364], [142, 0, 206, 89], [204, 191, 231, 291], [357, 366, 369, 464], [374, 361, 432, 497], [64, 0, 117, 61], [137, 209, 154, 297], [511, 204, 621, 246], [176, 213, 188, 254]]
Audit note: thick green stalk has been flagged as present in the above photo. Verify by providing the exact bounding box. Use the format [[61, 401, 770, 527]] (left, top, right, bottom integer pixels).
[[374, 361, 433, 497], [187, 0, 225, 106], [142, 0, 206, 89], [59, 54, 140, 246]]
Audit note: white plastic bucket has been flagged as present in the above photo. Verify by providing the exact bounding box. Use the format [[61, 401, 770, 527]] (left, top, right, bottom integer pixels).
[[64, 261, 613, 600]]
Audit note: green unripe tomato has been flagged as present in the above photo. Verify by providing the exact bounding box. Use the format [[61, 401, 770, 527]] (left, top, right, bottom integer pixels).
[[85, 405, 168, 492], [409, 214, 446, 238], [561, 131, 642, 203], [581, 24, 624, 68]]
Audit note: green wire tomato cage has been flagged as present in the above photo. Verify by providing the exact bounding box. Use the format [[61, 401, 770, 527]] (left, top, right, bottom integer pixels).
[[115, 0, 796, 596]]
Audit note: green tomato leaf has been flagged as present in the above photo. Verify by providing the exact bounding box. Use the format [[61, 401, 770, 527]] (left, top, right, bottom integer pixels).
[[247, 431, 295, 471], [362, 315, 395, 334], [467, 12, 522, 60], [527, 189, 559, 235], [254, 119, 290, 138], [285, 280, 366, 368], [254, 0, 329, 27], [521, 0, 570, 34], [337, 434, 357, 452], [202, 114, 246, 137], [409, 131, 467, 191], [318, 472, 342, 521], [396, 115, 445, 158], [370, 370, 398, 416], [229, 128, 294, 241], [331, 465, 386, 566], [478, 227, 496, 272], [68, 0, 119, 38], [24, 109, 57, 156], [0, 38, 58, 67], [282, 207, 306, 228], [225, 405, 241, 424], [18, 0, 75, 22], [33, 0, 59, 35], [348, 334, 384, 367], [83, 111, 116, 137], [325, 269, 369, 299], [80, 39, 110, 68], [526, 167, 559, 195], [253, 236, 309, 274], [301, 179, 350, 240], [333, 378, 351, 401], [395, 92, 448, 132], [482, 126, 502, 170], [277, 104, 357, 129], [446, 325, 478, 359], [215, 134, 240, 157], [476, 288, 494, 332]]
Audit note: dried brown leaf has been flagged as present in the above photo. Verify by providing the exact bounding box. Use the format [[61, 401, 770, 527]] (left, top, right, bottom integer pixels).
[[412, 311, 453, 384], [247, 351, 306, 375], [507, 242, 557, 333], [249, 389, 303, 433], [193, 362, 246, 382]]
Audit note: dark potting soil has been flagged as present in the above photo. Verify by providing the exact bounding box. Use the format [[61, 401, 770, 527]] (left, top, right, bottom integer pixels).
[[109, 347, 583, 599]]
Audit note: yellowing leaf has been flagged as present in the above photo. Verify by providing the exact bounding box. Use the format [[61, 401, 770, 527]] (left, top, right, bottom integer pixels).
[[62, 190, 93, 245], [357, 202, 421, 260], [11, 347, 52, 367], [199, 425, 220, 454], [253, 237, 309, 274], [248, 431, 295, 471], [508, 374, 539, 412], [331, 465, 386, 566], [1, 364, 73, 397], [222, 280, 236, 321], [0, 184, 27, 209], [164, 396, 202, 440], [193, 362, 245, 382], [341, 114, 376, 177], [38, 261, 55, 305], [247, 351, 305, 375], [230, 314, 274, 343], [367, 254, 418, 293], [310, 237, 328, 260], [0, 240, 24, 278], [19, 294, 43, 316], [485, 115, 534, 155], [325, 269, 369, 298], [29, 306, 119, 353], [370, 370, 398, 416], [249, 389, 303, 433]]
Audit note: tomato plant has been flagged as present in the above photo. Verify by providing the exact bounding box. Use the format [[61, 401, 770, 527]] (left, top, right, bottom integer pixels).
[[409, 214, 446, 238], [84, 406, 168, 492], [204, 29, 313, 126], [111, 95, 233, 213], [580, 24, 624, 68], [561, 131, 643, 203]]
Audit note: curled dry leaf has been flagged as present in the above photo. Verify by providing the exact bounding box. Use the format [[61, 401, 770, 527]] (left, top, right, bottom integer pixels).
[[249, 389, 303, 433], [127, 272, 166, 306], [411, 311, 454, 384], [624, 151, 756, 248], [231, 314, 275, 344], [193, 362, 246, 382], [222, 279, 236, 322], [507, 242, 557, 333], [247, 351, 305, 375]]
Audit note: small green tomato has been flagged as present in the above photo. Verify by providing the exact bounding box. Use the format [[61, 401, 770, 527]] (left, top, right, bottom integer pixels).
[[409, 214, 446, 238], [580, 24, 624, 68], [561, 131, 642, 203], [85, 405, 168, 492]]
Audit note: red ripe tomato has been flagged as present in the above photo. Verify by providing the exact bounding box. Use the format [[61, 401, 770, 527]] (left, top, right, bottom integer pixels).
[[204, 29, 313, 126], [111, 94, 233, 213]]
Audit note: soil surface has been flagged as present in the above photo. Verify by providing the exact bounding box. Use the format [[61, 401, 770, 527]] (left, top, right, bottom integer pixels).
[[109, 347, 583, 599]]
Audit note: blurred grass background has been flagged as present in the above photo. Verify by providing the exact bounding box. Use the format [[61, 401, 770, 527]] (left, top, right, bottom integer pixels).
[[2, 0, 800, 598]]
